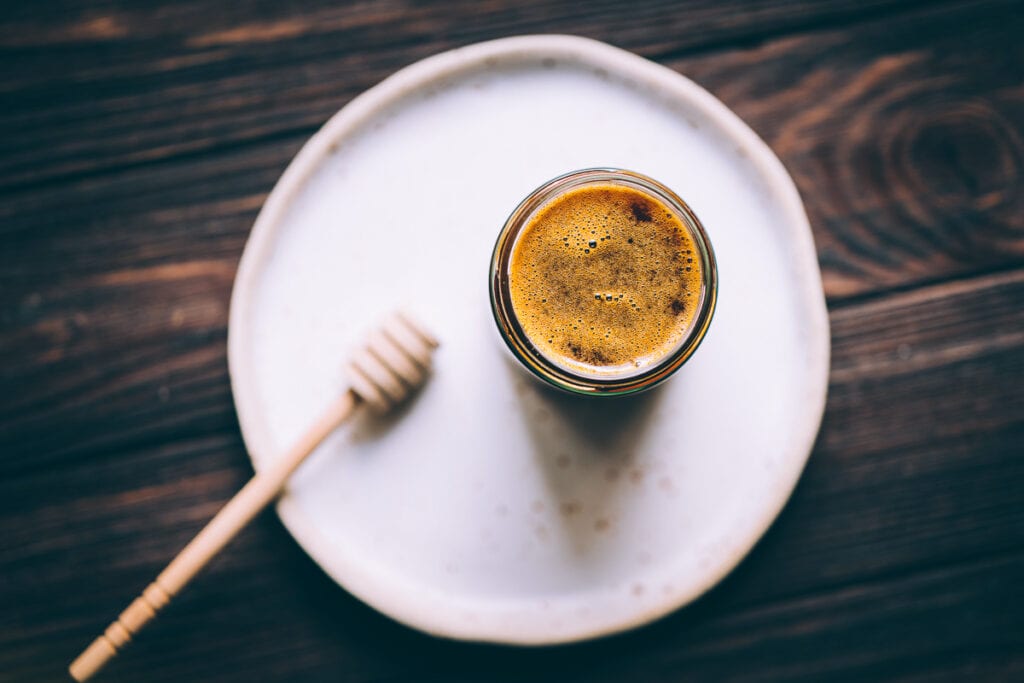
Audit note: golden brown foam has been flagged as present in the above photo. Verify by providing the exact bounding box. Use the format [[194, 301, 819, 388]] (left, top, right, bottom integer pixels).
[[509, 184, 703, 376]]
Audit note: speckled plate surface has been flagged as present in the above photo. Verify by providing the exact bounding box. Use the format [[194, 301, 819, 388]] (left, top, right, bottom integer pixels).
[[227, 35, 829, 644]]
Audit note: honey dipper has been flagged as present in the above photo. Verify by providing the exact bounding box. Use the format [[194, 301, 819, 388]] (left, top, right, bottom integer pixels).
[[69, 312, 438, 681]]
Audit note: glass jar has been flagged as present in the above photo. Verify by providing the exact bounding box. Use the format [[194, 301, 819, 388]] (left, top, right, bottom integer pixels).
[[490, 168, 717, 395]]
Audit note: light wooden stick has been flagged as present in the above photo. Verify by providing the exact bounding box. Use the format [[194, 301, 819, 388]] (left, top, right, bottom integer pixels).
[[70, 313, 438, 682]]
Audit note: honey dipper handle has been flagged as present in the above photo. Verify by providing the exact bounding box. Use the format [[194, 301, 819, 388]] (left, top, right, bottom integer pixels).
[[69, 390, 360, 682]]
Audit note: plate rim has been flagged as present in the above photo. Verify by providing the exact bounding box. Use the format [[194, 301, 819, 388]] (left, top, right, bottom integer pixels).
[[227, 34, 831, 645]]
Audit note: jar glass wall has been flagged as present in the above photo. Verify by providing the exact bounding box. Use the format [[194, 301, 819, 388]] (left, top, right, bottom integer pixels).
[[490, 169, 718, 395]]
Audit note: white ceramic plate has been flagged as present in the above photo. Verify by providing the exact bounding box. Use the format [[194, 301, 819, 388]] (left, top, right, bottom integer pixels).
[[228, 35, 829, 644]]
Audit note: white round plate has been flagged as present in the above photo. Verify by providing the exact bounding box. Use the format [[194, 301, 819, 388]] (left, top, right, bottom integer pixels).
[[228, 35, 829, 644]]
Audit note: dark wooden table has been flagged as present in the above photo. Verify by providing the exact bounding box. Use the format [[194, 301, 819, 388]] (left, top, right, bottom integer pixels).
[[3, 1, 1023, 681]]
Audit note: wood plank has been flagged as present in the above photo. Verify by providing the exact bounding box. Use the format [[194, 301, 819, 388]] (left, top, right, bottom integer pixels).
[[0, 0, 937, 190], [3, 2, 1023, 681], [670, 0, 1024, 299], [2, 267, 1022, 681], [3, 0, 1024, 477], [4, 500, 1022, 682], [0, 147, 273, 476], [1, 0, 1021, 303]]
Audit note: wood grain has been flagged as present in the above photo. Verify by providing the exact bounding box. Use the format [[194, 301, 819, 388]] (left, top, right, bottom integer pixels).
[[2, 0, 1020, 300], [3, 265, 1023, 682], [0, 0, 941, 190], [2, 0, 1024, 681], [675, 0, 1024, 300], [4, 0, 1024, 478]]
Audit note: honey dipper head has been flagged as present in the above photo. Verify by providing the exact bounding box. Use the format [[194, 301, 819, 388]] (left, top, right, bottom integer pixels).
[[346, 312, 439, 412]]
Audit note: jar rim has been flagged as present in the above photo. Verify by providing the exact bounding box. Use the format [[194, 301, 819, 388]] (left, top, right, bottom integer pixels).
[[490, 168, 718, 395]]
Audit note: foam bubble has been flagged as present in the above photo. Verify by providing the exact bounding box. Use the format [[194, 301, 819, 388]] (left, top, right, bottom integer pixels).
[[509, 184, 703, 376]]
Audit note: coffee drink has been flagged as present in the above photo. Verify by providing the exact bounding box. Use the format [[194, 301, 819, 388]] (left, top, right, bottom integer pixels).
[[491, 169, 716, 394], [509, 184, 703, 377]]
